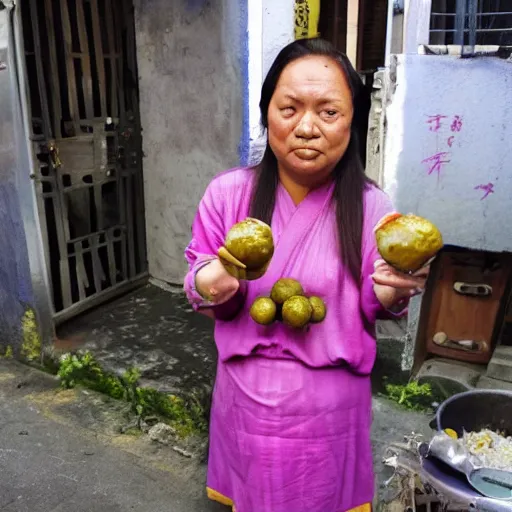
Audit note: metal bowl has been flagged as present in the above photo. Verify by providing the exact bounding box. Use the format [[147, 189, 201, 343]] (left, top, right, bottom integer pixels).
[[435, 389, 512, 437]]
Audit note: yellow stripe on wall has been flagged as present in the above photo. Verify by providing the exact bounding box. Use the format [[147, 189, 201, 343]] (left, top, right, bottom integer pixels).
[[295, 0, 320, 40]]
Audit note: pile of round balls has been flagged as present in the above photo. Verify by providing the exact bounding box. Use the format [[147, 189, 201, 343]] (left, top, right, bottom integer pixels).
[[249, 278, 326, 330]]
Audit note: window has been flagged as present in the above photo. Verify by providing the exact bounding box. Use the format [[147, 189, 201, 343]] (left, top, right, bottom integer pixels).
[[430, 0, 512, 48]]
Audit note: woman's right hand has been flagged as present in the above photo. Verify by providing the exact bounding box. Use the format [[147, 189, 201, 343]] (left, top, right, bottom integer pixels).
[[195, 258, 240, 305]]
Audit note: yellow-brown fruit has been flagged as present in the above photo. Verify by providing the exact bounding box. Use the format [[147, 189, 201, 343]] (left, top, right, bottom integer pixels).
[[374, 213, 443, 273], [270, 278, 304, 305], [282, 296, 312, 329], [250, 297, 277, 325], [309, 296, 327, 323], [224, 218, 274, 270]]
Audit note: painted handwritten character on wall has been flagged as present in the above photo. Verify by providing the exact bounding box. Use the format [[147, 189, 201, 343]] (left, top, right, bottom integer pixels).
[[450, 115, 463, 133], [422, 152, 451, 177], [426, 114, 447, 132], [474, 183, 495, 200]]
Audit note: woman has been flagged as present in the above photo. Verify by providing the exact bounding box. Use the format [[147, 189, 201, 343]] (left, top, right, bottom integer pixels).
[[184, 39, 428, 512]]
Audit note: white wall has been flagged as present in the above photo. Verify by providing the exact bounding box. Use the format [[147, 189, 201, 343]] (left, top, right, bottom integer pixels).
[[402, 0, 431, 54], [262, 0, 295, 76], [248, 0, 295, 164], [383, 54, 512, 252]]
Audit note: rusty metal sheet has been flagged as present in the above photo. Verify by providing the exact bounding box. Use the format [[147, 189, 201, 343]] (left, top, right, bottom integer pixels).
[[57, 138, 95, 170]]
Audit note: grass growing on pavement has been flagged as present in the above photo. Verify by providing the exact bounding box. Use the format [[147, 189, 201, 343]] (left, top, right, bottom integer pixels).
[[0, 345, 14, 359], [384, 379, 434, 412], [57, 351, 208, 437], [20, 309, 42, 362]]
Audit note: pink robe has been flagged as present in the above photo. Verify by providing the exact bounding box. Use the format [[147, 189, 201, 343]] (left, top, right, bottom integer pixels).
[[184, 167, 396, 512]]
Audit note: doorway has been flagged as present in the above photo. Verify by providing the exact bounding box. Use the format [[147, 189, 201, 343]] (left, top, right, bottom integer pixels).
[[318, 0, 389, 72], [317, 0, 389, 166], [21, 0, 147, 325]]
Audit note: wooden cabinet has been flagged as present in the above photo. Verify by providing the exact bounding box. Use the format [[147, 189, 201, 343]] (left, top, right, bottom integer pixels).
[[419, 250, 512, 365]]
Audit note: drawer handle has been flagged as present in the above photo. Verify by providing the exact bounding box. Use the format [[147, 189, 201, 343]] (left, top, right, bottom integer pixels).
[[453, 282, 492, 297], [433, 332, 488, 352]]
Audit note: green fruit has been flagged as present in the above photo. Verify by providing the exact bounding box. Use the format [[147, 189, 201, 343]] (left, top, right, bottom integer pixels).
[[309, 296, 327, 323], [375, 213, 443, 273], [282, 295, 312, 329], [224, 218, 274, 270], [270, 278, 304, 305], [250, 297, 277, 325]]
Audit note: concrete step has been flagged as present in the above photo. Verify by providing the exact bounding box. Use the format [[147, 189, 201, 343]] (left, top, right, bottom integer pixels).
[[415, 358, 484, 400], [55, 284, 217, 395], [477, 375, 512, 392], [485, 346, 512, 383], [376, 318, 407, 340]]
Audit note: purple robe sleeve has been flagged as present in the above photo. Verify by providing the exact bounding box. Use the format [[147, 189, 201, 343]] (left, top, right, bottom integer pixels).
[[184, 179, 247, 320], [360, 187, 409, 325]]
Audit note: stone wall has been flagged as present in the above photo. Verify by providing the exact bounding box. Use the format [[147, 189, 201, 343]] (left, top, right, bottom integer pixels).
[[134, 0, 245, 284]]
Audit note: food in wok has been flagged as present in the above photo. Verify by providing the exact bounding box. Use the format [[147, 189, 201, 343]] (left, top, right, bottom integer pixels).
[[443, 427, 512, 472], [462, 429, 512, 472]]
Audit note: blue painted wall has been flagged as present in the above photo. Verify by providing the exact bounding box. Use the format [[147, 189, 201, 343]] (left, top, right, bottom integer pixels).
[[237, 0, 250, 166], [0, 19, 35, 354], [0, 179, 34, 350]]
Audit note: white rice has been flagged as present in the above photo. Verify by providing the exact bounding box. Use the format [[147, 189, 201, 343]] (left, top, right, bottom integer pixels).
[[462, 429, 512, 471]]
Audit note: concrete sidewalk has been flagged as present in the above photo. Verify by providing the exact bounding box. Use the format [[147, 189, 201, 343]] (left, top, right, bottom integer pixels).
[[54, 284, 409, 396], [0, 358, 432, 511], [0, 359, 226, 512]]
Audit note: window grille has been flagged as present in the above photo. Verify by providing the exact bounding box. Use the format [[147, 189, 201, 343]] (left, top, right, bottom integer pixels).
[[430, 0, 512, 53]]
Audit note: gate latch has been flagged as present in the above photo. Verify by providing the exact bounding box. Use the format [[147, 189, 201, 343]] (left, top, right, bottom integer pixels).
[[48, 142, 62, 169]]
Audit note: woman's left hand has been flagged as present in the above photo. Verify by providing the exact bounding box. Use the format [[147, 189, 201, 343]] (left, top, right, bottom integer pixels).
[[371, 259, 430, 309]]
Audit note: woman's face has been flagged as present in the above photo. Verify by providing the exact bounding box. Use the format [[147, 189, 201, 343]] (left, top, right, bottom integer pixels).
[[267, 55, 354, 184]]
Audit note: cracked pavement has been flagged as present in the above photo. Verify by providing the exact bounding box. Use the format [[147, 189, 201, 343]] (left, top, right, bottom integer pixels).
[[0, 359, 226, 512], [0, 353, 432, 511]]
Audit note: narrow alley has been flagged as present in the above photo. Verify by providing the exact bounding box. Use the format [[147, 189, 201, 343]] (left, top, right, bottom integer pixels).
[[1, 0, 512, 510]]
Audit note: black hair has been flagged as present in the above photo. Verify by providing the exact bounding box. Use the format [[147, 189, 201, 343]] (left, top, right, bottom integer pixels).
[[249, 38, 372, 285]]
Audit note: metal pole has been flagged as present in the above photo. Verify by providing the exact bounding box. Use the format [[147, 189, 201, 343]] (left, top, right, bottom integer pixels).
[[384, 0, 395, 66], [454, 0, 466, 48], [467, 0, 478, 54]]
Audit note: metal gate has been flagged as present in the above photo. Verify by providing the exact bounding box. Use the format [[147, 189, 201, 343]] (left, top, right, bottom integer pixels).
[[21, 0, 147, 324]]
